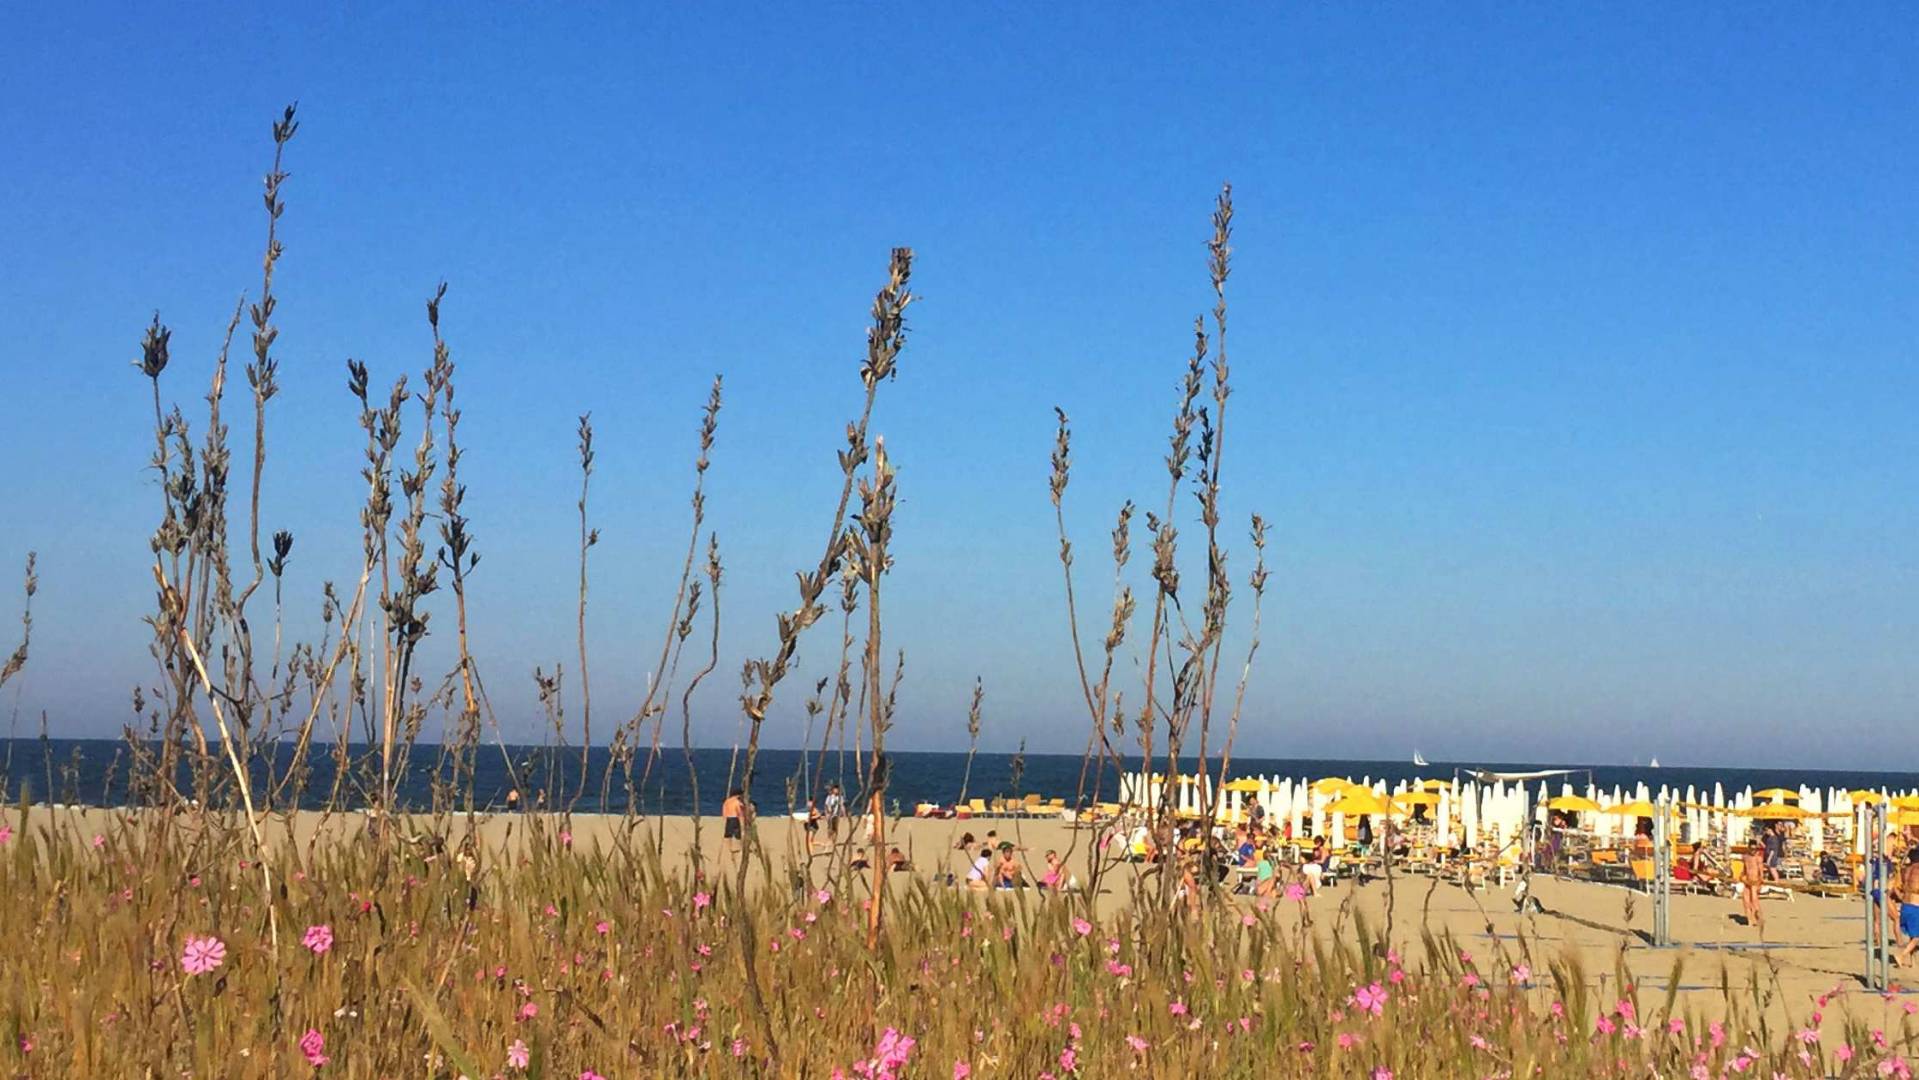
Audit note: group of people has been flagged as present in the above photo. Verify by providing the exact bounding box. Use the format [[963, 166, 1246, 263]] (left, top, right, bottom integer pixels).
[[953, 831, 1073, 892]]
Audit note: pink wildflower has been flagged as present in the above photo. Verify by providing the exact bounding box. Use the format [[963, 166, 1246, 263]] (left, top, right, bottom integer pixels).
[[1071, 917, 1092, 936], [1352, 982, 1388, 1015], [299, 1028, 328, 1067], [693, 891, 711, 910], [180, 935, 226, 975], [302, 924, 333, 955], [1372, 1069, 1393, 1080], [1125, 1034, 1148, 1053], [506, 1038, 530, 1069], [952, 1062, 971, 1080], [1511, 963, 1531, 984]]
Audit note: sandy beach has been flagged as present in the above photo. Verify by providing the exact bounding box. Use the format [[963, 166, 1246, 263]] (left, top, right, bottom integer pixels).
[[10, 802, 1903, 1041]]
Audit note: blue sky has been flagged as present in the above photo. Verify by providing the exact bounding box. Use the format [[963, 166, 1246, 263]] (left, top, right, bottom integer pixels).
[[1, 5, 1915, 767]]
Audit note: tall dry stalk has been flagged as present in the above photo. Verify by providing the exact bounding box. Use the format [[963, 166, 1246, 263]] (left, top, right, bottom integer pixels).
[[956, 677, 983, 805], [851, 435, 899, 952], [1, 553, 35, 792], [1050, 184, 1261, 906], [629, 377, 723, 809], [732, 247, 914, 1065], [573, 413, 597, 812]]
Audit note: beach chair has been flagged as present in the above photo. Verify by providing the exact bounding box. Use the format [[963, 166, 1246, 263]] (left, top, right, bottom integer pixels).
[[967, 798, 989, 818], [1022, 794, 1043, 816]]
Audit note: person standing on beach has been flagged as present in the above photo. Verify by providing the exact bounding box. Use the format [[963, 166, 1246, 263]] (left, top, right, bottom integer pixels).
[[823, 783, 844, 839], [1894, 847, 1919, 966], [721, 788, 747, 856], [1739, 844, 1765, 933]]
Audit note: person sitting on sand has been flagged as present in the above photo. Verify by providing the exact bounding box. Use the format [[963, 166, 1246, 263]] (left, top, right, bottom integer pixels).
[[887, 846, 910, 873], [965, 846, 992, 891], [1253, 846, 1279, 898], [1301, 836, 1328, 894], [995, 843, 1022, 890], [1039, 849, 1065, 892], [954, 831, 977, 852]]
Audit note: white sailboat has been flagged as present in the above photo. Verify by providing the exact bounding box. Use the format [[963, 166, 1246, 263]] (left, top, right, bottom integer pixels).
[[1649, 758, 1660, 768], [1412, 750, 1429, 767]]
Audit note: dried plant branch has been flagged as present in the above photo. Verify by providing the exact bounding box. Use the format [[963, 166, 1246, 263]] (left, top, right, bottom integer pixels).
[[573, 413, 596, 813]]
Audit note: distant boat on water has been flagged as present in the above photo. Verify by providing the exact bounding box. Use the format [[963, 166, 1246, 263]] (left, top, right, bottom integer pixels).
[[1649, 758, 1661, 768], [1412, 750, 1429, 767]]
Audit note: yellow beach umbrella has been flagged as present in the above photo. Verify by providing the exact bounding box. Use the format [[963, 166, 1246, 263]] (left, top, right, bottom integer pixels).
[[1546, 795, 1603, 813], [1849, 790, 1887, 805], [1745, 803, 1810, 821], [1393, 791, 1440, 809], [1890, 808, 1919, 828], [1892, 795, 1919, 811], [1602, 800, 1667, 818], [1753, 788, 1800, 803], [1311, 777, 1358, 796], [1221, 777, 1267, 794], [1326, 790, 1392, 817], [1418, 779, 1453, 791]]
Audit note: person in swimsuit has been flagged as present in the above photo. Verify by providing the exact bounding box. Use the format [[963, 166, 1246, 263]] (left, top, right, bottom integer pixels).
[[1895, 847, 1919, 966], [721, 789, 747, 854], [1039, 849, 1065, 892], [1739, 843, 1765, 933]]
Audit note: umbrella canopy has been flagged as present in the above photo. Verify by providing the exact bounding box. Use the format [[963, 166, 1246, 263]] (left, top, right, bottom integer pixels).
[[1221, 778, 1267, 793], [1849, 790, 1888, 805], [1753, 788, 1800, 803], [1546, 795, 1603, 813], [1602, 799, 1666, 817], [1745, 803, 1810, 820], [1893, 795, 1919, 811], [1891, 808, 1919, 828], [1394, 791, 1440, 808], [1310, 777, 1358, 796], [1418, 779, 1453, 791], [1326, 791, 1392, 817]]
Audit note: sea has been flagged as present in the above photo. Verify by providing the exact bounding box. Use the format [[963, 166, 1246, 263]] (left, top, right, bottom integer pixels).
[[4, 738, 1917, 817]]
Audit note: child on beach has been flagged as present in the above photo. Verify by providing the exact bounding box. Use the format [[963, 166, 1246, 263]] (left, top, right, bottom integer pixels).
[[1039, 849, 1065, 892], [1738, 845, 1765, 933]]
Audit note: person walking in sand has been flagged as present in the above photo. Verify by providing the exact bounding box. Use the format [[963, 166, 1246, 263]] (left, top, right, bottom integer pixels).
[[1738, 843, 1765, 933], [823, 783, 844, 840]]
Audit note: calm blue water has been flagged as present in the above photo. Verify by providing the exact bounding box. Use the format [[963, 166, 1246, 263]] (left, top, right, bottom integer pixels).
[[4, 739, 1915, 816]]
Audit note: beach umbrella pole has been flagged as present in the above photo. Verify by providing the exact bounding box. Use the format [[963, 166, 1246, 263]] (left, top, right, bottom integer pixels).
[[1652, 793, 1671, 948], [1865, 802, 1890, 990]]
